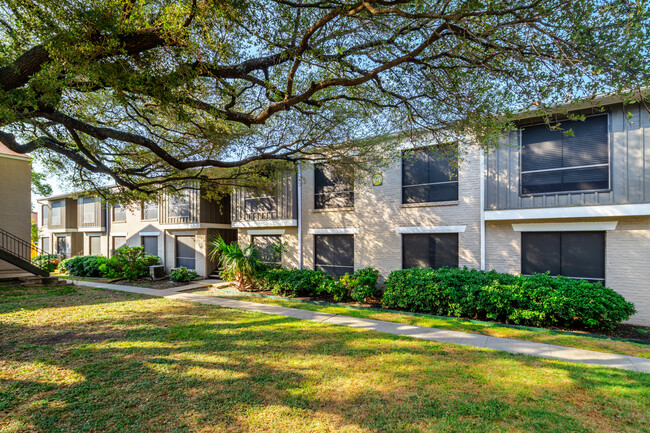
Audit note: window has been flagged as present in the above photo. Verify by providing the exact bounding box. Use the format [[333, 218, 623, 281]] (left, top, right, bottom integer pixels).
[[142, 202, 158, 220], [113, 204, 126, 222], [402, 233, 459, 269], [41, 205, 49, 226], [41, 237, 50, 254], [51, 201, 63, 226], [169, 193, 190, 218], [55, 235, 69, 258], [80, 197, 96, 224], [252, 235, 282, 265], [314, 164, 354, 209], [521, 232, 605, 282], [112, 236, 126, 253], [89, 236, 101, 255], [142, 236, 158, 257], [521, 114, 609, 195], [243, 190, 277, 217], [402, 144, 458, 204], [314, 234, 354, 278], [176, 236, 196, 269]]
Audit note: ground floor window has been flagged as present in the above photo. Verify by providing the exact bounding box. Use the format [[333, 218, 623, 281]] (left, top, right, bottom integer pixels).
[[252, 235, 282, 265], [314, 234, 354, 278], [55, 235, 69, 258], [41, 237, 50, 254], [112, 236, 126, 253], [89, 236, 101, 255], [521, 231, 605, 282], [402, 233, 459, 269], [176, 235, 196, 269], [141, 236, 158, 257]]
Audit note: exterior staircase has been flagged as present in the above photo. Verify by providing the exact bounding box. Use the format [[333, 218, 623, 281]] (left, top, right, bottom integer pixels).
[[0, 227, 50, 279]]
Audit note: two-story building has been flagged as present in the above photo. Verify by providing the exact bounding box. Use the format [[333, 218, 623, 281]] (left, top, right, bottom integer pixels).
[[38, 188, 236, 277]]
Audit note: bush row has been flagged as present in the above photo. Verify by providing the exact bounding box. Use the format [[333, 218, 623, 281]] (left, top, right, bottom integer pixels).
[[55, 246, 163, 281], [382, 267, 635, 330]]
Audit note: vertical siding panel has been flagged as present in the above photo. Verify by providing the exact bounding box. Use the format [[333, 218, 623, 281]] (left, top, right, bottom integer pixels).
[[485, 149, 497, 209], [611, 107, 627, 203], [644, 106, 650, 201], [496, 146, 508, 209], [627, 104, 643, 203], [507, 137, 519, 209]]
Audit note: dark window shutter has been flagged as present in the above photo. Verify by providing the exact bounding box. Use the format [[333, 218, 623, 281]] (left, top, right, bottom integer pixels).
[[560, 232, 605, 279], [522, 233, 561, 275]]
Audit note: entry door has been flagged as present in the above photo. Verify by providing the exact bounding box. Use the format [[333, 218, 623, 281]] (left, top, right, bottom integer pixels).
[[176, 236, 196, 269]]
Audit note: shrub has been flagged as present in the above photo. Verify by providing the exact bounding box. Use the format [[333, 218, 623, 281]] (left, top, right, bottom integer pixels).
[[382, 267, 635, 330], [255, 267, 333, 297], [98, 246, 160, 280], [57, 255, 107, 277], [32, 254, 58, 273], [339, 268, 380, 303], [170, 267, 199, 282], [209, 237, 261, 290]]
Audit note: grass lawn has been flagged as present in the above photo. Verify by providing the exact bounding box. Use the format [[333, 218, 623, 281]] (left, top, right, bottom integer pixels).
[[192, 287, 650, 360], [1, 286, 649, 433]]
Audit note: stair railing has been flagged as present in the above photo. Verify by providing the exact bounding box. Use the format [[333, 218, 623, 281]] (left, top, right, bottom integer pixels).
[[0, 227, 48, 270]]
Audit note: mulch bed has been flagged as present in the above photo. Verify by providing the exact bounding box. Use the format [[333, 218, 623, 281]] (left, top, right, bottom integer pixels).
[[116, 278, 201, 290]]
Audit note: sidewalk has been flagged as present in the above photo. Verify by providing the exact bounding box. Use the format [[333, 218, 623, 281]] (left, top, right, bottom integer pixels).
[[70, 280, 650, 374]]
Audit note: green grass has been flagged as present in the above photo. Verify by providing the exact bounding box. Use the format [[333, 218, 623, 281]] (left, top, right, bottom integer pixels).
[[192, 288, 650, 360], [1, 286, 649, 433]]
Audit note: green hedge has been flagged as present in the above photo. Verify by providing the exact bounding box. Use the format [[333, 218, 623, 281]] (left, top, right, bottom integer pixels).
[[382, 267, 635, 330], [32, 254, 59, 273], [58, 255, 107, 277]]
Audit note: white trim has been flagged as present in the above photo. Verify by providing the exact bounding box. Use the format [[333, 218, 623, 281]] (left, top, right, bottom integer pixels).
[[111, 232, 127, 237], [86, 232, 103, 237], [308, 227, 359, 235], [512, 221, 618, 232], [79, 227, 105, 232], [49, 228, 78, 233], [479, 151, 486, 271], [485, 203, 650, 221], [232, 219, 298, 228], [395, 225, 467, 234], [139, 231, 161, 237], [170, 231, 197, 236], [158, 223, 231, 229], [0, 153, 30, 162], [247, 229, 286, 236]]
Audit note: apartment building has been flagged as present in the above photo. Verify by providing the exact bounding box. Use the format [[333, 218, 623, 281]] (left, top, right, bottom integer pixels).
[[38, 188, 236, 277]]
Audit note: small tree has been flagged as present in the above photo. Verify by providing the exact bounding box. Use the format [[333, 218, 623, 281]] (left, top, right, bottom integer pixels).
[[209, 237, 261, 291]]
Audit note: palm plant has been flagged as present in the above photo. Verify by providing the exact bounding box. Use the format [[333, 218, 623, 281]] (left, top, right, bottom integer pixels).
[[208, 236, 261, 291]]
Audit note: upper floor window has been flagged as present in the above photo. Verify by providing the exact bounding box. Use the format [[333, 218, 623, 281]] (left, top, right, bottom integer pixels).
[[314, 164, 354, 209], [41, 205, 49, 226], [243, 190, 277, 217], [520, 114, 609, 195], [80, 197, 96, 224], [51, 200, 63, 226], [402, 144, 458, 204], [142, 201, 158, 220], [169, 192, 190, 218], [113, 204, 126, 222]]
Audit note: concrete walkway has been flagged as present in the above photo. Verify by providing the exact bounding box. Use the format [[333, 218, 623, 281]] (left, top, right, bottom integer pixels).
[[70, 280, 650, 374]]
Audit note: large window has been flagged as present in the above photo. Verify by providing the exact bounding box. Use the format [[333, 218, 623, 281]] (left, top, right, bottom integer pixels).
[[176, 235, 196, 269], [169, 193, 191, 219], [142, 201, 158, 220], [252, 235, 282, 265], [89, 236, 101, 255], [243, 190, 277, 217], [112, 236, 126, 253], [55, 235, 69, 258], [314, 164, 354, 209], [113, 204, 126, 222], [141, 236, 158, 257], [314, 234, 354, 278], [51, 201, 63, 226], [41, 237, 50, 254], [521, 114, 609, 195], [80, 197, 96, 224], [402, 233, 459, 269], [402, 144, 458, 204], [521, 232, 605, 282], [41, 205, 49, 226]]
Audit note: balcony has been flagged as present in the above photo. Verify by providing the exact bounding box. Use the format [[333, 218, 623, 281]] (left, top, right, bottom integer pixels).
[[231, 173, 298, 227]]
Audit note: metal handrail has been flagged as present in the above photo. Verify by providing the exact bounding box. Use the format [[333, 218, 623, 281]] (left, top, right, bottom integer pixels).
[[0, 227, 47, 268]]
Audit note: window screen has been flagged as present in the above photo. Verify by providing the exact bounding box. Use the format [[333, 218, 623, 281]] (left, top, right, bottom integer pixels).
[[521, 115, 609, 194], [521, 232, 605, 282], [89, 236, 101, 256], [252, 235, 282, 264], [41, 205, 49, 226], [142, 202, 158, 220], [243, 190, 278, 217], [402, 144, 458, 204], [314, 164, 354, 209], [51, 201, 63, 226], [176, 236, 196, 269], [112, 236, 126, 253], [113, 204, 126, 222], [142, 236, 158, 257], [402, 234, 459, 269], [169, 193, 190, 218], [314, 235, 354, 278], [41, 237, 49, 254], [80, 197, 96, 224]]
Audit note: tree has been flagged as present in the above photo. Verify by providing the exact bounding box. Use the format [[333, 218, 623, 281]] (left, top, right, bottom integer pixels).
[[0, 0, 648, 199], [31, 170, 52, 197]]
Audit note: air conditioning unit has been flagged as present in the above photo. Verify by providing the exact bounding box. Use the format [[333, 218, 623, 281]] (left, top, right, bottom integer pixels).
[[150, 265, 166, 280]]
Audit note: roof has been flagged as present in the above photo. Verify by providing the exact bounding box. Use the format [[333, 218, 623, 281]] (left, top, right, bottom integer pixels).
[[0, 142, 30, 160]]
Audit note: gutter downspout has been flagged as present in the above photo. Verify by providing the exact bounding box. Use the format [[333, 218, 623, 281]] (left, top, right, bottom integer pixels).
[[105, 206, 111, 257], [297, 164, 303, 269], [480, 150, 486, 271]]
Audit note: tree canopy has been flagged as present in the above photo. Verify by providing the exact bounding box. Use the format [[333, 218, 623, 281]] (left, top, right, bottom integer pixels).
[[0, 0, 648, 198]]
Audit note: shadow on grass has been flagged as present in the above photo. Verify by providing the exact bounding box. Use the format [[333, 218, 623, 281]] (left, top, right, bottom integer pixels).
[[1, 287, 649, 432]]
